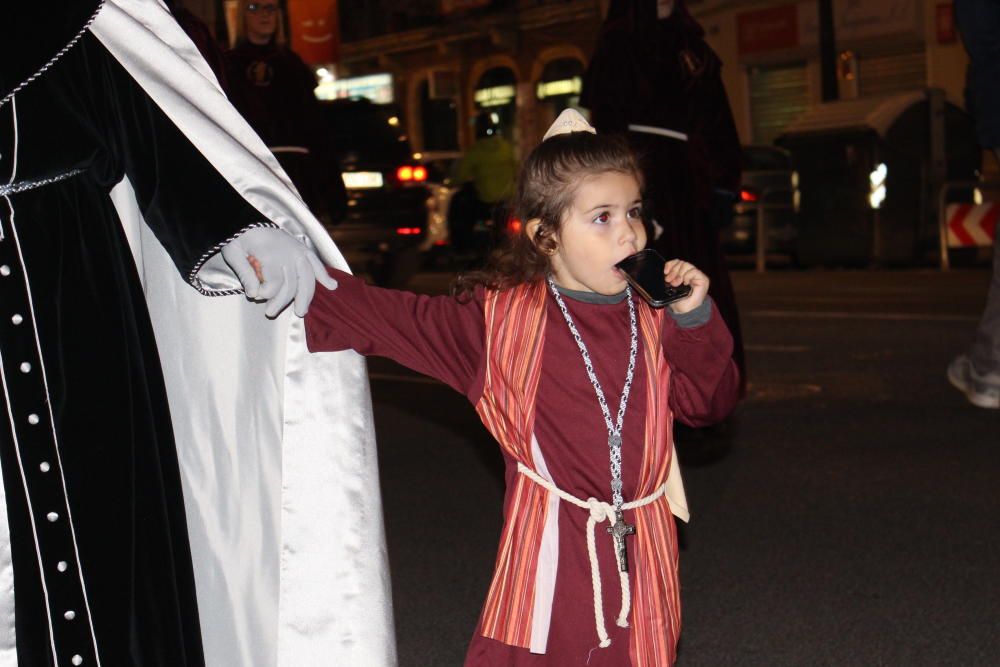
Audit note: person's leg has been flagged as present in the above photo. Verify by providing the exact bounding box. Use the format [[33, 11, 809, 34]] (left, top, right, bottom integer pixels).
[[967, 213, 1000, 377], [947, 2, 1000, 407], [948, 212, 1000, 408]]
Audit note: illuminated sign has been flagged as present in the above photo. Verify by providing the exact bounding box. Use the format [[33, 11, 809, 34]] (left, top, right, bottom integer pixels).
[[537, 77, 582, 100], [474, 85, 516, 107], [315, 73, 394, 104]]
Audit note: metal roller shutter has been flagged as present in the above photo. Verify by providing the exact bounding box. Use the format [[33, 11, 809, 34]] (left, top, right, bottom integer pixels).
[[749, 63, 809, 145], [859, 49, 927, 97]]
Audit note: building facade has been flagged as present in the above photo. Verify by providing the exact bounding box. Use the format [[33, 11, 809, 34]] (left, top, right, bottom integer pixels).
[[329, 0, 602, 156], [694, 0, 970, 147], [177, 0, 973, 158]]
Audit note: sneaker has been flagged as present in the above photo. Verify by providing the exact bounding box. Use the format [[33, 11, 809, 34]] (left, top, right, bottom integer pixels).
[[947, 355, 1000, 409]]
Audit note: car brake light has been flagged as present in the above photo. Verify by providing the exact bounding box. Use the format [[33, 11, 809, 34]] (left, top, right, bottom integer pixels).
[[397, 166, 414, 181], [740, 188, 759, 203], [396, 227, 421, 235], [413, 166, 427, 182]]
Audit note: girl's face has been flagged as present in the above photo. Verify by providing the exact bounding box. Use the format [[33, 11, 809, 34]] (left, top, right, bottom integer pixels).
[[546, 171, 646, 295]]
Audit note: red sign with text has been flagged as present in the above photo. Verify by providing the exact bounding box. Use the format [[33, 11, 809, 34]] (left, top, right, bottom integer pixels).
[[737, 4, 799, 55], [288, 0, 340, 64]]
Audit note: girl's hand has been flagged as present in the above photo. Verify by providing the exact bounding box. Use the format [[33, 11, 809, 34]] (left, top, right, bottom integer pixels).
[[248, 255, 265, 284], [664, 259, 710, 314]]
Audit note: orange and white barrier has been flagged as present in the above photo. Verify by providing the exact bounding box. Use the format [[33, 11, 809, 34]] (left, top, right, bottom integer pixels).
[[946, 202, 998, 247]]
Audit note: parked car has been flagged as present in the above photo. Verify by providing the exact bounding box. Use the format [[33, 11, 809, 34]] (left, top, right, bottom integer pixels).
[[319, 98, 429, 286], [721, 145, 800, 261]]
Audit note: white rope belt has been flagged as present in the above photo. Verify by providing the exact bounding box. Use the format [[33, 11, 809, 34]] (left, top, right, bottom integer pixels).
[[517, 462, 667, 649], [627, 124, 689, 142]]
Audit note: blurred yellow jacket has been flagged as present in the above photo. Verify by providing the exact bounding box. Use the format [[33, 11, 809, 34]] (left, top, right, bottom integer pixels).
[[455, 135, 519, 204]]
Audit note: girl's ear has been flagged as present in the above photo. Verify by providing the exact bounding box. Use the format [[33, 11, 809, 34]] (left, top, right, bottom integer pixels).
[[525, 218, 543, 242], [525, 217, 556, 255]]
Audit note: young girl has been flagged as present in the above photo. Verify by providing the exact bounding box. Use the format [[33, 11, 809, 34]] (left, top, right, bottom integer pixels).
[[304, 109, 739, 666]]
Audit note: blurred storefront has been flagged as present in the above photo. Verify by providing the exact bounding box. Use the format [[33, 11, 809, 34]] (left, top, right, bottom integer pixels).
[[690, 0, 972, 148], [331, 0, 599, 156], [176, 0, 973, 159]]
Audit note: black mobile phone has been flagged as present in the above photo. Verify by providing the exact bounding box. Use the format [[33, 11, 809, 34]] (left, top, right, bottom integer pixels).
[[615, 249, 692, 308]]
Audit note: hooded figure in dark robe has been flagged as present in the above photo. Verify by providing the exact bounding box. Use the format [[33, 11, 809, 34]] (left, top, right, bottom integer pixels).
[[581, 0, 746, 394]]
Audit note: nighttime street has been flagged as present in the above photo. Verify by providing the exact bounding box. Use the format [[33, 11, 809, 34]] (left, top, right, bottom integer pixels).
[[8, 1, 1000, 666], [372, 267, 999, 667]]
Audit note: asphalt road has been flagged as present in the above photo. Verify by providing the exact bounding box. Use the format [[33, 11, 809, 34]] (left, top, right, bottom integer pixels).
[[367, 267, 999, 667]]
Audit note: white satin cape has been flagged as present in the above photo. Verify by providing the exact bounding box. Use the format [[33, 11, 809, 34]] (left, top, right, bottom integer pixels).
[[86, 1, 395, 665]]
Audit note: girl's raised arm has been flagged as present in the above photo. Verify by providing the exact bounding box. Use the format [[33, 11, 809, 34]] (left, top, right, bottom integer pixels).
[[305, 269, 486, 400]]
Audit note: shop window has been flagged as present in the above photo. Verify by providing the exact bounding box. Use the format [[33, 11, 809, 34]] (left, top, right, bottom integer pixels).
[[537, 58, 584, 110], [474, 66, 517, 141]]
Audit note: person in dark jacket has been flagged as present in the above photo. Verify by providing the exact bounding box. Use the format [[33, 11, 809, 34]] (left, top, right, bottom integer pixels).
[[224, 0, 346, 223], [165, 0, 228, 88], [581, 0, 746, 396]]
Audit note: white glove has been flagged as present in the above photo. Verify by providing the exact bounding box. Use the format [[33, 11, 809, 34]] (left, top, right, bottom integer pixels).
[[221, 226, 338, 318]]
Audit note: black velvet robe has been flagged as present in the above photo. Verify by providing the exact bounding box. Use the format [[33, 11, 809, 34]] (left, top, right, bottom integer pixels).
[[581, 0, 746, 391], [1, 19, 265, 667]]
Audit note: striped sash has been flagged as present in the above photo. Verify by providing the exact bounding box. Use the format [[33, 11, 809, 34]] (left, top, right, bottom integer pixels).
[[475, 280, 684, 665]]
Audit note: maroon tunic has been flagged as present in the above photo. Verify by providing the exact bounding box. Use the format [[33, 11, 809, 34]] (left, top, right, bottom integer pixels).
[[306, 270, 739, 666]]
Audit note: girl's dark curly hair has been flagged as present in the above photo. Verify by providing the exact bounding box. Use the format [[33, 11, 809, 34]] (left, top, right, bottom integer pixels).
[[453, 131, 643, 297]]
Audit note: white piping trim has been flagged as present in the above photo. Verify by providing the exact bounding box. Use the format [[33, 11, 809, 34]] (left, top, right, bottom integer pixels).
[[5, 98, 103, 665], [0, 2, 106, 109], [187, 221, 277, 296], [0, 198, 59, 665], [627, 124, 689, 142]]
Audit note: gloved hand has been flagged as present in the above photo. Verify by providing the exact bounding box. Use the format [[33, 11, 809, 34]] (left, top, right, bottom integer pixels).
[[221, 226, 338, 318]]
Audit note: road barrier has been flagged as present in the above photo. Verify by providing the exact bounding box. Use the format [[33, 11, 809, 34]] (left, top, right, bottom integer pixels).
[[945, 203, 998, 247], [938, 180, 1000, 270]]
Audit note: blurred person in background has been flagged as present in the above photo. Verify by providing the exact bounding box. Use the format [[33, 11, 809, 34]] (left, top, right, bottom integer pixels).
[[582, 0, 746, 401], [225, 0, 346, 223], [165, 0, 228, 87], [947, 0, 1000, 409], [449, 111, 519, 258]]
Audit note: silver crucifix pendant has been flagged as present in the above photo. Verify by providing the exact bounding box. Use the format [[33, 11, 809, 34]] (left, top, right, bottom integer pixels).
[[607, 509, 637, 572]]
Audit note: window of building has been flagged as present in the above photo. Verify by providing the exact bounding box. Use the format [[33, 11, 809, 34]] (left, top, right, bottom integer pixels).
[[473, 66, 517, 141], [535, 57, 585, 132]]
